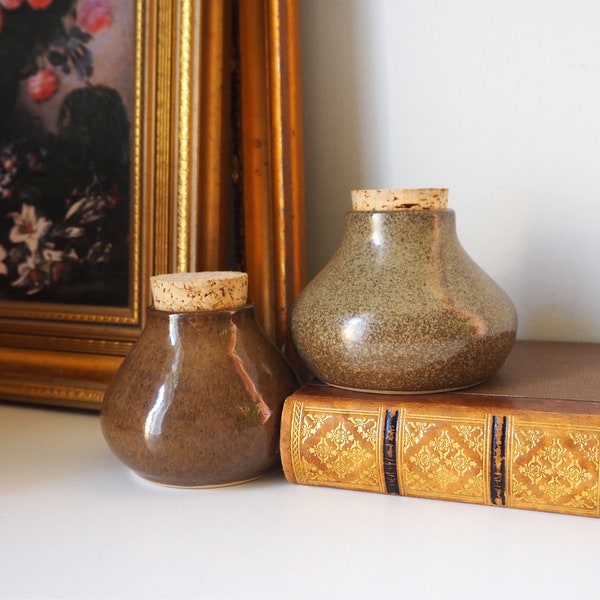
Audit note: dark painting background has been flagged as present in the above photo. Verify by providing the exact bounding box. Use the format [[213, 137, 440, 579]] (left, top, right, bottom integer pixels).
[[0, 0, 133, 306]]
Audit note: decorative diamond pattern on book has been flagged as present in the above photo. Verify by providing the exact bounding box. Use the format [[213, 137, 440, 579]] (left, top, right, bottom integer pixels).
[[509, 420, 600, 513], [290, 403, 386, 492], [401, 415, 487, 503]]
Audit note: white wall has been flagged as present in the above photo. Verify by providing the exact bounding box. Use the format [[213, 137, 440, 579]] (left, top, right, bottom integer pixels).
[[300, 0, 600, 343]]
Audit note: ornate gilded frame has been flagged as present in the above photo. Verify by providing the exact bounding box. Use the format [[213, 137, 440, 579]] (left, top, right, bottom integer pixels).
[[0, 0, 305, 409]]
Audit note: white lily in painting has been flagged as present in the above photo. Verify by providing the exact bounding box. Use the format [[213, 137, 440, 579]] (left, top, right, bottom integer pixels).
[[8, 203, 52, 254], [11, 255, 38, 293]]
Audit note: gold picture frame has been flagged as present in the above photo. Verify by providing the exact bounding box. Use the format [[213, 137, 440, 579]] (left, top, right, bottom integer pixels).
[[0, 0, 305, 409]]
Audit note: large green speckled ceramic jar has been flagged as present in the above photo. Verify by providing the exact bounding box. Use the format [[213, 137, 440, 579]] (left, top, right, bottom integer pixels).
[[291, 189, 518, 394]]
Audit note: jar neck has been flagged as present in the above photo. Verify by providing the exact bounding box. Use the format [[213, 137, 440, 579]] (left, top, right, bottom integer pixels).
[[342, 209, 458, 251], [144, 304, 256, 332]]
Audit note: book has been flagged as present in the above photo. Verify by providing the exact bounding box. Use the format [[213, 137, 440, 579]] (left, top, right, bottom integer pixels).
[[279, 341, 600, 518]]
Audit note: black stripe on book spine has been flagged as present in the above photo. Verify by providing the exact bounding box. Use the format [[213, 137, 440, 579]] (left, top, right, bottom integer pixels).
[[490, 415, 508, 506], [383, 409, 401, 495]]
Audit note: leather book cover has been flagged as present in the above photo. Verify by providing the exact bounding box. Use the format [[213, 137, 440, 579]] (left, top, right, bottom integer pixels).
[[280, 341, 600, 517]]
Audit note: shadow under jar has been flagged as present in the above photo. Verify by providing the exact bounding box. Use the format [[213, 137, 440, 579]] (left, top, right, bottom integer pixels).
[[101, 272, 300, 487]]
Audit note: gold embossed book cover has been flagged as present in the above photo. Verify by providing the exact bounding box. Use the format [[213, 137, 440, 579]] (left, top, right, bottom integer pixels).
[[280, 341, 600, 518]]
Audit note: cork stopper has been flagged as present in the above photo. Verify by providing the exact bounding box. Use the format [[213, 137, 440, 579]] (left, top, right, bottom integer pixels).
[[351, 188, 448, 211], [150, 271, 248, 312]]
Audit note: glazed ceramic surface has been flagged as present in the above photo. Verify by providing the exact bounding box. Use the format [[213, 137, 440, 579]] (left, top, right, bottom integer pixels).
[[101, 305, 299, 487], [291, 209, 518, 393]]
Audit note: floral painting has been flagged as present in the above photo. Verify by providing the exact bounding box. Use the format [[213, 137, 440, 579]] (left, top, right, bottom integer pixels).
[[0, 0, 133, 306]]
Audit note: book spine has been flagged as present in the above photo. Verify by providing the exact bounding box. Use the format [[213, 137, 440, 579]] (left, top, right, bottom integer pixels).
[[280, 396, 600, 518], [382, 409, 401, 495]]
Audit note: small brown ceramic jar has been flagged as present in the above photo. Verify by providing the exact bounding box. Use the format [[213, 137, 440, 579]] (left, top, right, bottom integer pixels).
[[101, 272, 300, 487]]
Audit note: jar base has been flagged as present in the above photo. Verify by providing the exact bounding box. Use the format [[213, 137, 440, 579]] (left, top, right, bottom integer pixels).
[[326, 380, 484, 396], [132, 472, 266, 489]]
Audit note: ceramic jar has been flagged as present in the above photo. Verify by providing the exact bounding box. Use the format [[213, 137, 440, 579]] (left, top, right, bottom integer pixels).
[[101, 272, 300, 487], [291, 189, 518, 394]]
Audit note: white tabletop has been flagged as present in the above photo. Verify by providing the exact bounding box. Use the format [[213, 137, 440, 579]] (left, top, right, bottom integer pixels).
[[1, 401, 599, 600]]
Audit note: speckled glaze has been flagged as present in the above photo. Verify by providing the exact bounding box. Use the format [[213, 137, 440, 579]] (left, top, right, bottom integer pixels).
[[291, 209, 518, 393], [101, 305, 300, 487]]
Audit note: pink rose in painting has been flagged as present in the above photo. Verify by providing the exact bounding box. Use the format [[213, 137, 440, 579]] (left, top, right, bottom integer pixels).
[[26, 0, 53, 9], [78, 0, 113, 34], [0, 0, 24, 10], [27, 69, 58, 102]]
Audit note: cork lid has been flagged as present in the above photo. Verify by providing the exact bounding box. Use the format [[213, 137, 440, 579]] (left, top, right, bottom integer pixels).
[[351, 188, 448, 211], [150, 271, 248, 312]]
